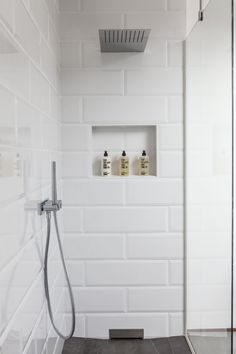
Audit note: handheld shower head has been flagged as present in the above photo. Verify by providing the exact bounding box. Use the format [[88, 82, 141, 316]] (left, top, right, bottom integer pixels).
[[51, 161, 57, 204]]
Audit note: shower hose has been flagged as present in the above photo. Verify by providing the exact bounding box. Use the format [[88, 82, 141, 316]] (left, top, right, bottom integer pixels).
[[44, 210, 75, 340]]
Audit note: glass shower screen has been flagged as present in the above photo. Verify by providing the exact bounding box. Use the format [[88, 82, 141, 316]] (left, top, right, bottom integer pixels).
[[185, 0, 234, 353]]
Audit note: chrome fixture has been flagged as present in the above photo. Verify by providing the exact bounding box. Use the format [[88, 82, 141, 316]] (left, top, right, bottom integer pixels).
[[198, 0, 204, 21], [99, 29, 151, 52], [41, 162, 75, 340]]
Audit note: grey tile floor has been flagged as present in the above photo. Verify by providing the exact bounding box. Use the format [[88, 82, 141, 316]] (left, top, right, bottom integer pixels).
[[62, 336, 191, 354]]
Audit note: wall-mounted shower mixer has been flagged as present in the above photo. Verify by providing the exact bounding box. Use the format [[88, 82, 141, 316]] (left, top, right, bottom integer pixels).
[[37, 198, 62, 215], [38, 161, 75, 340]]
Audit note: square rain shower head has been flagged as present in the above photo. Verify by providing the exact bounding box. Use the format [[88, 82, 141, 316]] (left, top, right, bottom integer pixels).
[[99, 29, 151, 52]]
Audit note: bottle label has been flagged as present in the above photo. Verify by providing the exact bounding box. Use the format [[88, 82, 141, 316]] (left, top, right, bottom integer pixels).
[[120, 157, 129, 176], [102, 158, 111, 176], [139, 157, 149, 176]]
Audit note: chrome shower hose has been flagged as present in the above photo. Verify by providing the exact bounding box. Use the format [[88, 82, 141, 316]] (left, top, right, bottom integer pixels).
[[44, 210, 75, 339]]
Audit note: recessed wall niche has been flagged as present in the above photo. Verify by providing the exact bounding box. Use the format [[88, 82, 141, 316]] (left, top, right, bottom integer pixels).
[[92, 125, 157, 177]]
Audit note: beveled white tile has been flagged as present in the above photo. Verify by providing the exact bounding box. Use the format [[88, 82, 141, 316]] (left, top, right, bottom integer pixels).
[[84, 96, 167, 124], [59, 0, 80, 12], [61, 69, 123, 95], [29, 0, 49, 40], [59, 13, 123, 40], [0, 0, 14, 31], [82, 0, 166, 12], [82, 39, 167, 68], [61, 96, 83, 123], [61, 42, 81, 68], [125, 12, 185, 39], [14, 0, 40, 65], [30, 64, 50, 114], [126, 69, 183, 95], [0, 86, 16, 146], [0, 25, 30, 100], [16, 99, 42, 148]]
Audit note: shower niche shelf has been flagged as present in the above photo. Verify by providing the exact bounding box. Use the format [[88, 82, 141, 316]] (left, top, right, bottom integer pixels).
[[92, 125, 157, 177]]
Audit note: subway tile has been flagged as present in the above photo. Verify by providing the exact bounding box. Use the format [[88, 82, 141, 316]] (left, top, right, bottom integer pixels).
[[169, 260, 183, 285], [61, 96, 83, 123], [186, 123, 212, 150], [65, 261, 85, 286], [168, 0, 186, 11], [0, 26, 29, 100], [16, 99, 42, 148], [87, 314, 168, 338], [64, 235, 124, 259], [0, 199, 33, 271], [29, 0, 49, 40], [84, 96, 167, 124], [187, 285, 230, 312], [49, 19, 60, 57], [44, 0, 57, 23], [159, 152, 183, 177], [63, 207, 83, 232], [61, 69, 123, 95], [59, 0, 80, 12], [62, 125, 91, 150], [0, 148, 25, 202], [84, 207, 168, 232], [127, 234, 183, 259], [41, 39, 57, 87], [30, 64, 50, 114], [0, 242, 42, 334], [68, 288, 126, 312], [159, 124, 183, 150], [169, 206, 183, 232], [0, 85, 16, 146], [62, 152, 91, 178], [22, 0, 30, 9], [169, 313, 184, 336], [125, 12, 185, 39], [82, 39, 167, 68], [86, 261, 168, 285], [168, 96, 183, 122], [61, 42, 81, 68], [126, 179, 183, 205], [63, 180, 124, 205], [126, 69, 183, 95], [0, 0, 14, 31], [1, 274, 45, 351], [128, 287, 183, 311], [59, 13, 123, 40], [42, 116, 60, 150], [188, 259, 230, 286], [82, 0, 166, 12], [168, 41, 183, 67], [14, 0, 40, 64], [50, 87, 61, 120]]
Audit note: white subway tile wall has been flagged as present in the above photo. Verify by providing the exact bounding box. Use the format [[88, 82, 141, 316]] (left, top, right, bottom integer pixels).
[[0, 1, 62, 353], [60, 0, 185, 339]]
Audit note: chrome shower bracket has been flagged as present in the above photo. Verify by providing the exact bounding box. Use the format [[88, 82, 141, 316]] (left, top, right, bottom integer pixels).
[[37, 199, 62, 216]]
